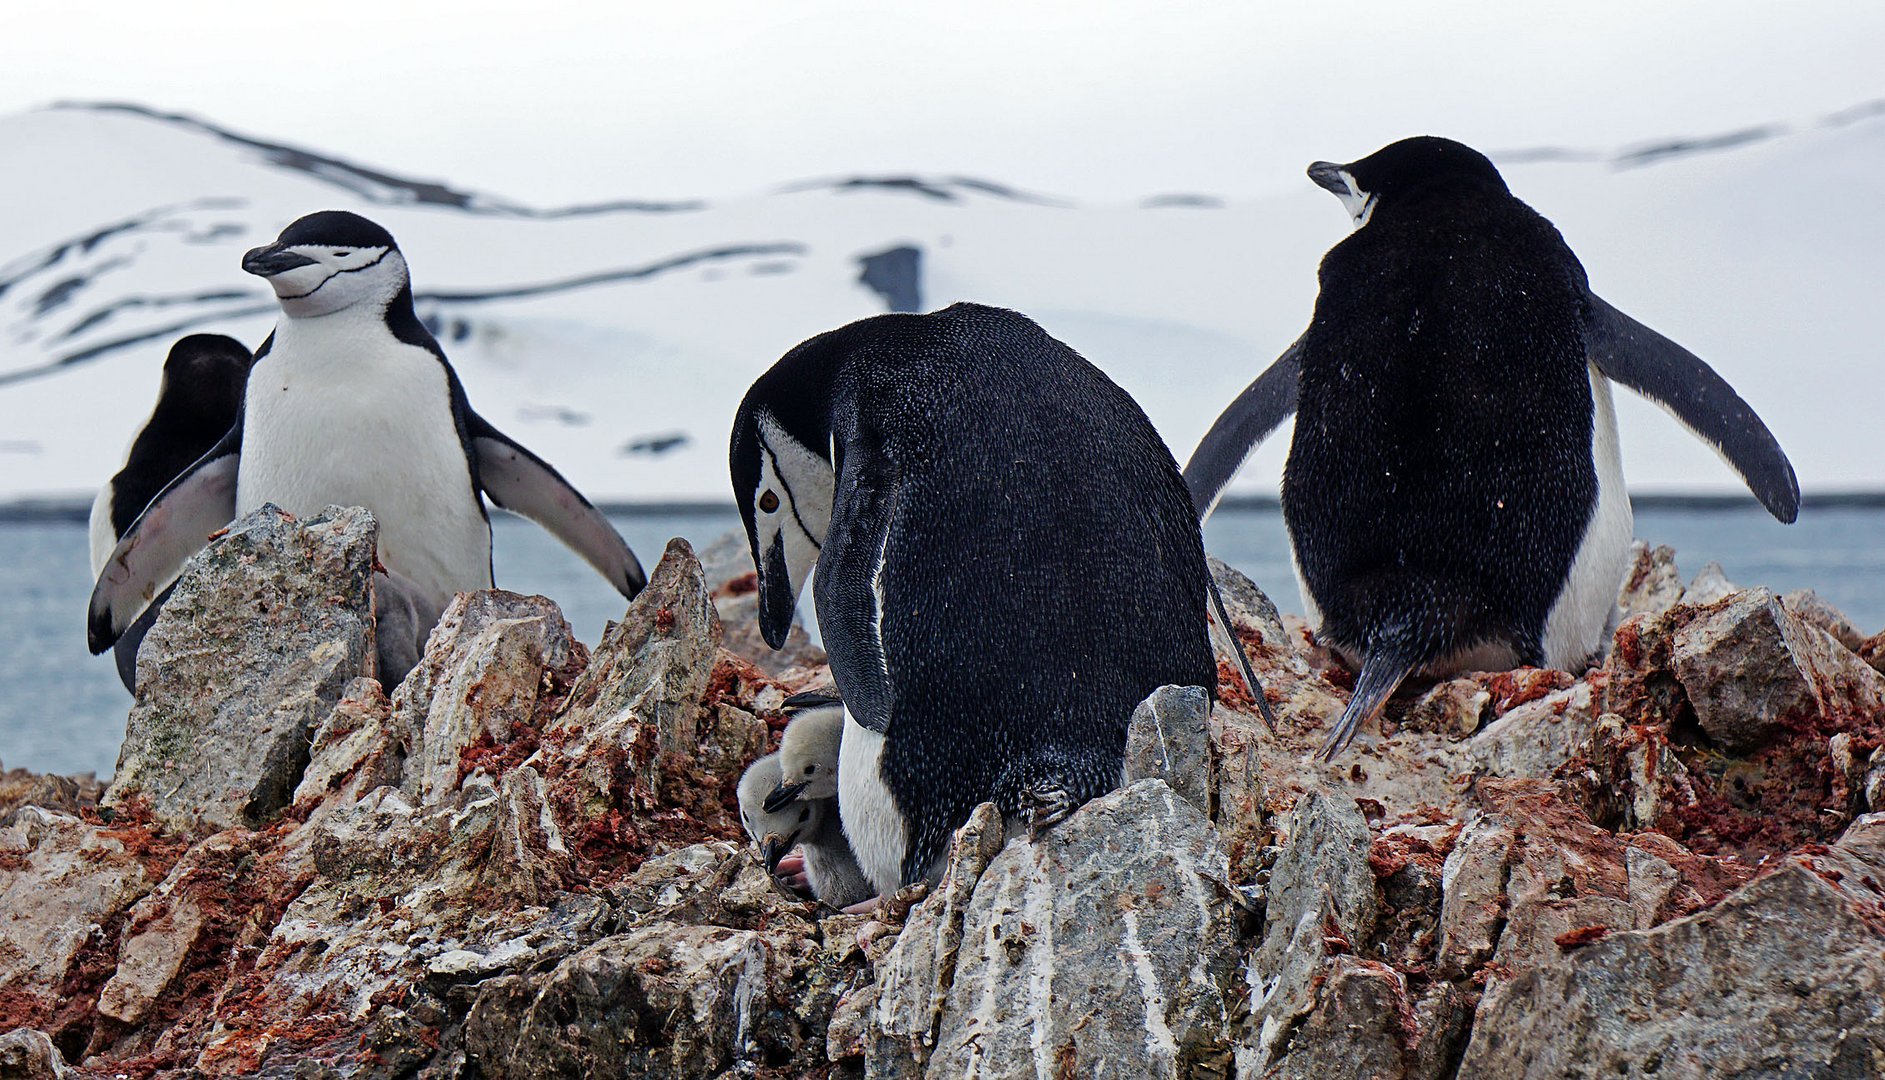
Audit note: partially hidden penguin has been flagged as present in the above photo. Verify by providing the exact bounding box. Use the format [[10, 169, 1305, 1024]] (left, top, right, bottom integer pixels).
[[730, 302, 1246, 904], [88, 333, 253, 692], [88, 210, 647, 686], [737, 750, 874, 909], [1182, 136, 1799, 759]]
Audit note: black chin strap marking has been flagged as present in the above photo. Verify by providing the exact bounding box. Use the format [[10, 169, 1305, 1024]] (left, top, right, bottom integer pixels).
[[277, 246, 393, 301], [757, 428, 824, 552]]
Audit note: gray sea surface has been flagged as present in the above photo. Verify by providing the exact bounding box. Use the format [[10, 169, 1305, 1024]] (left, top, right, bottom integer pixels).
[[2, 503, 1879, 778]]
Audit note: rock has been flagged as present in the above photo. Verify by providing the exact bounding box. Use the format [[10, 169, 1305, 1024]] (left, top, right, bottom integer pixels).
[[1859, 629, 1885, 676], [1209, 555, 1289, 651], [874, 781, 1243, 1079], [464, 921, 837, 1079], [290, 677, 401, 817], [1683, 560, 1738, 605], [1125, 684, 1215, 815], [0, 764, 103, 823], [393, 590, 583, 807], [1671, 587, 1885, 754], [105, 505, 377, 833], [1241, 788, 1414, 1077], [0, 1029, 69, 1080], [1782, 588, 1868, 653], [95, 830, 251, 1026], [865, 802, 1006, 1072], [1615, 540, 1684, 619], [1468, 682, 1598, 777], [0, 808, 156, 1025], [537, 538, 725, 819], [1458, 813, 1885, 1078], [1400, 677, 1490, 737]]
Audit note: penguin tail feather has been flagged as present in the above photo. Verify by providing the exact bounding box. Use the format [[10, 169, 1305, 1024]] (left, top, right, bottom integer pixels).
[[1320, 647, 1421, 760], [1206, 572, 1276, 731]]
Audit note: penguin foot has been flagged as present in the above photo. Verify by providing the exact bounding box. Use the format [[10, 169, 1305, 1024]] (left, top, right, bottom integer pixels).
[[1022, 782, 1077, 840]]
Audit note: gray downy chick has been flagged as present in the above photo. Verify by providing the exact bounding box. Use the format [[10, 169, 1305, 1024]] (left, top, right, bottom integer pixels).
[[737, 750, 873, 909]]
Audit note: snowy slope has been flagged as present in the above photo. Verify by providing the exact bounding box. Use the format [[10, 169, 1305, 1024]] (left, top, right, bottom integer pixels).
[[1, 102, 1879, 504]]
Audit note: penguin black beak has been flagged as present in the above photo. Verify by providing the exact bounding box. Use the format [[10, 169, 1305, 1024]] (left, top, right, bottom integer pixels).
[[763, 780, 810, 815], [782, 689, 842, 714], [241, 245, 317, 277], [758, 537, 795, 650], [1307, 161, 1350, 196], [759, 835, 790, 873]]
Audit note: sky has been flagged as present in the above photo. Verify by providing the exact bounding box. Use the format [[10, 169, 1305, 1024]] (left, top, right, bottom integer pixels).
[[2, 1, 1882, 205]]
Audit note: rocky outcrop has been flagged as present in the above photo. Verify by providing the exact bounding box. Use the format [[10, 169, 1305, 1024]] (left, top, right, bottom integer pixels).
[[103, 505, 377, 834], [2, 527, 1881, 1078]]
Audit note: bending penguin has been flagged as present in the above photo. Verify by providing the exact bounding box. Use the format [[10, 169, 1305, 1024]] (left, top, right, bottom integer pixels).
[[88, 210, 647, 685], [730, 302, 1222, 901], [89, 333, 253, 692], [1182, 136, 1799, 759]]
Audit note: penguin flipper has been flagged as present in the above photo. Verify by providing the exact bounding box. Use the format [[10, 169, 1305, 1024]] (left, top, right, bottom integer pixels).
[[86, 431, 240, 654], [1583, 294, 1799, 523], [466, 412, 648, 599], [1181, 336, 1303, 521]]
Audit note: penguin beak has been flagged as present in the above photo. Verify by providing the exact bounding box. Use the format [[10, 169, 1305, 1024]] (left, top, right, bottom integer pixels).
[[758, 536, 795, 649], [1307, 161, 1350, 196], [759, 834, 791, 873], [241, 245, 318, 277], [763, 780, 810, 815]]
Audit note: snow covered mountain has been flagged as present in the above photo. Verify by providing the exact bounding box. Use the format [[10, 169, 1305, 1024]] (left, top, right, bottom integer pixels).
[[2, 101, 1880, 504]]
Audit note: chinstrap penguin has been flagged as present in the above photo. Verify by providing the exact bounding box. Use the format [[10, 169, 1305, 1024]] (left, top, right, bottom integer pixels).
[[737, 752, 874, 909], [1182, 136, 1798, 759], [88, 333, 253, 692], [88, 210, 648, 685], [730, 302, 1221, 899]]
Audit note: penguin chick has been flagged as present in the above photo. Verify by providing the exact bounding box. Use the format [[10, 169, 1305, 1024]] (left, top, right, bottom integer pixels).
[[737, 752, 873, 909], [765, 690, 844, 810]]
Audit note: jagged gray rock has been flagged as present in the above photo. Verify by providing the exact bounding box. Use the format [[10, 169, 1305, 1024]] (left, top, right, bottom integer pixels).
[[105, 504, 377, 833], [1238, 788, 1406, 1078], [1683, 560, 1738, 606], [870, 782, 1243, 1079], [0, 1028, 69, 1080], [1125, 683, 1215, 815], [1468, 682, 1598, 776], [1458, 814, 1885, 1078], [394, 590, 579, 806], [0, 808, 151, 1008], [1671, 587, 1885, 753], [1615, 540, 1684, 619]]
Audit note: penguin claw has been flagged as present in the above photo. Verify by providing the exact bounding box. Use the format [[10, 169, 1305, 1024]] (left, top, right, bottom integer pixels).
[[1022, 783, 1076, 840]]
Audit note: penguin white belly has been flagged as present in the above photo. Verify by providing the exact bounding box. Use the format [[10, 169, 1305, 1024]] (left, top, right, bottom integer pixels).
[[1542, 366, 1633, 669], [87, 483, 117, 579], [838, 708, 906, 896], [238, 325, 492, 611]]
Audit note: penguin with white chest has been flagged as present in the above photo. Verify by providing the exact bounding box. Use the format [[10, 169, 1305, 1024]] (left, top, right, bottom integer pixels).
[[1183, 136, 1799, 758], [89, 333, 253, 691], [730, 303, 1221, 899], [88, 210, 647, 684]]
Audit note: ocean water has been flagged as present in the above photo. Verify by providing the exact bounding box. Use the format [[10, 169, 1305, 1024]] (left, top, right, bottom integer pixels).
[[2, 503, 1879, 778]]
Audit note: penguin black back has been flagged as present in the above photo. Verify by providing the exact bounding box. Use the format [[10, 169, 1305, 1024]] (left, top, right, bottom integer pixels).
[[108, 334, 252, 539], [733, 303, 1219, 888], [1288, 137, 1597, 750]]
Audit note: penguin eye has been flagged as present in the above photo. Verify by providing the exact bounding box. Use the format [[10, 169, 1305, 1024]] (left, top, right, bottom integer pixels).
[[797, 808, 809, 823], [802, 764, 815, 774], [758, 490, 780, 513], [331, 250, 349, 258]]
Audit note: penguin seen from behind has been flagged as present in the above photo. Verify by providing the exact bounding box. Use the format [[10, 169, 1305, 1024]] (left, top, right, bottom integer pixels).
[[1183, 136, 1798, 758]]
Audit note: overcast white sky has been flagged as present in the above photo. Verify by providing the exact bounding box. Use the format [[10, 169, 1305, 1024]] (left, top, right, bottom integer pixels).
[[2, 1, 1880, 203]]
